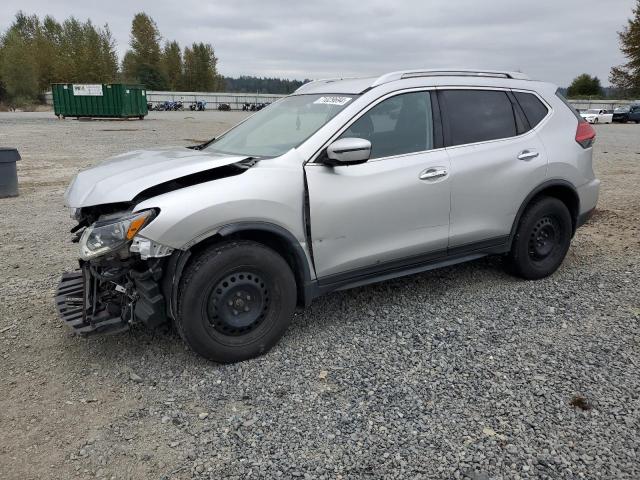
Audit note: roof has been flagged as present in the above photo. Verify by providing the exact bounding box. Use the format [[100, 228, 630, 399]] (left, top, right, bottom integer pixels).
[[294, 69, 532, 95]]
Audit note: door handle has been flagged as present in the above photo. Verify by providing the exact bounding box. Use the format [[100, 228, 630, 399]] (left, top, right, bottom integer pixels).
[[517, 150, 539, 161], [419, 168, 448, 180]]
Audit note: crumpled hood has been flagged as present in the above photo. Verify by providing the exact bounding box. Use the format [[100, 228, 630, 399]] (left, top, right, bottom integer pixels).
[[65, 147, 249, 207]]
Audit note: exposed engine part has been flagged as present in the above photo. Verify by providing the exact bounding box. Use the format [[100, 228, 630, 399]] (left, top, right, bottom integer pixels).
[[55, 260, 168, 335]]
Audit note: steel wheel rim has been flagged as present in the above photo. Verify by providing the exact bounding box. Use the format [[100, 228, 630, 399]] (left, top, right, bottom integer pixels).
[[528, 216, 560, 260], [206, 271, 270, 336]]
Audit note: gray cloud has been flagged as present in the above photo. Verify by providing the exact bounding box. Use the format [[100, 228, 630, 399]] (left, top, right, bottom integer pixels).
[[2, 0, 635, 86]]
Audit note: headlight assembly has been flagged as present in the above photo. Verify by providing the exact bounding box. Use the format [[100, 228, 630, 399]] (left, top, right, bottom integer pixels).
[[79, 210, 156, 260]]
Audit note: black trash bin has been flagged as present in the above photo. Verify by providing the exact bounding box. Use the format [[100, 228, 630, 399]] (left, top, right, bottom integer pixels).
[[0, 148, 20, 198]]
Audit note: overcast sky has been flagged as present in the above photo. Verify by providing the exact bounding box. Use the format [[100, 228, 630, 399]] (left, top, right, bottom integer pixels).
[[2, 0, 637, 86]]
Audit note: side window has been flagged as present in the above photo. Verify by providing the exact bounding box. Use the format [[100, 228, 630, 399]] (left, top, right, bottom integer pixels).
[[440, 90, 517, 146], [339, 92, 433, 159], [514, 92, 549, 128]]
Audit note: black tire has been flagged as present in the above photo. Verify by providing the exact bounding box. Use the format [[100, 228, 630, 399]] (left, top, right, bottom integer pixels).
[[507, 197, 572, 280], [177, 240, 297, 363]]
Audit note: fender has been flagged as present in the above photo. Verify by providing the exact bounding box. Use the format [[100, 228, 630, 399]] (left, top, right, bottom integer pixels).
[[216, 222, 317, 304], [164, 222, 316, 318], [508, 179, 580, 247], [217, 222, 315, 307]]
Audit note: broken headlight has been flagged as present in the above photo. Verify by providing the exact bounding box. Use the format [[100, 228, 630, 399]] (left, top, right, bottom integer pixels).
[[79, 210, 156, 260]]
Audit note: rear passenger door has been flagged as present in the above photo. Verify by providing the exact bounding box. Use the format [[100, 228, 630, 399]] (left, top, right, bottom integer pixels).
[[437, 88, 549, 250]]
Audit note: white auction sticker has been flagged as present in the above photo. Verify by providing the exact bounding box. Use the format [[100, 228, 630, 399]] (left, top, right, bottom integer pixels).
[[313, 96, 352, 106], [72, 84, 103, 96]]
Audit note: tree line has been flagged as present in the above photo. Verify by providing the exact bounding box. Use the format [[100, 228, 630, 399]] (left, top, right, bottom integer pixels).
[[224, 76, 309, 94], [0, 12, 118, 104], [0, 12, 305, 106]]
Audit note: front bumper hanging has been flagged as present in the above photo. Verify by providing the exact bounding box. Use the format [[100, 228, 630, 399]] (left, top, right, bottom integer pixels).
[[55, 269, 130, 336]]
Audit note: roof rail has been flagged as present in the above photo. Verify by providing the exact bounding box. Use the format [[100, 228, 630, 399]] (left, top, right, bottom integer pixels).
[[370, 69, 530, 87], [294, 77, 358, 93]]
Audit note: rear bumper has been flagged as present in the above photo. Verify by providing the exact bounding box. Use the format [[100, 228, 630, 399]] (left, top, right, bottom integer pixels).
[[576, 207, 596, 229], [55, 270, 129, 336], [575, 178, 600, 230]]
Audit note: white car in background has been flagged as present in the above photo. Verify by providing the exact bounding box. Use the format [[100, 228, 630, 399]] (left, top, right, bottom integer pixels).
[[580, 109, 613, 124]]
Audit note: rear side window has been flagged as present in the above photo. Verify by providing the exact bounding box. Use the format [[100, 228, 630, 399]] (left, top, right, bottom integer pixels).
[[440, 90, 517, 146], [514, 92, 549, 127]]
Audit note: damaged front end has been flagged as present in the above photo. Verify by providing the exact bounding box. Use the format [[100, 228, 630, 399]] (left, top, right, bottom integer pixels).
[[56, 147, 259, 336], [55, 206, 171, 336]]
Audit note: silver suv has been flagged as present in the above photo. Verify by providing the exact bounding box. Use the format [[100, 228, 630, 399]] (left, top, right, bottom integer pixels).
[[56, 69, 600, 362]]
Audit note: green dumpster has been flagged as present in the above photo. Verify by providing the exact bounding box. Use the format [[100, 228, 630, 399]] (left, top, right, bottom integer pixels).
[[51, 83, 148, 119]]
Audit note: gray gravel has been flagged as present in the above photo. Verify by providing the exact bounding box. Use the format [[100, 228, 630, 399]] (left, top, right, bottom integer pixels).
[[0, 112, 639, 479]]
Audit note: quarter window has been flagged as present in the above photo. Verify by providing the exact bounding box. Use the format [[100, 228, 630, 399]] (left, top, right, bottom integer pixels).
[[514, 92, 549, 128], [440, 90, 517, 146], [339, 92, 434, 159]]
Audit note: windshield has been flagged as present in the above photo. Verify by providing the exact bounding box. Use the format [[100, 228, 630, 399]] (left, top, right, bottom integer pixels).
[[615, 106, 630, 113], [205, 94, 356, 157], [586, 109, 600, 114]]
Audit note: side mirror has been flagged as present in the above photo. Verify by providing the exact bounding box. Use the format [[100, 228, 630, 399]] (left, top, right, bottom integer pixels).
[[325, 138, 371, 165]]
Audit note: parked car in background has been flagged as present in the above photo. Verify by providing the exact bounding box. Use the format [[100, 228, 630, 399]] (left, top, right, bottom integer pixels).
[[57, 69, 599, 363], [580, 109, 613, 124], [612, 104, 640, 123]]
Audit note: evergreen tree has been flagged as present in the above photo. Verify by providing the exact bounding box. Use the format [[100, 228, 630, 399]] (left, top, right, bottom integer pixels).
[[0, 29, 39, 103], [566, 74, 603, 97], [183, 42, 224, 91], [38, 16, 63, 90], [98, 24, 119, 82], [162, 41, 183, 90], [122, 13, 167, 89], [610, 0, 640, 96]]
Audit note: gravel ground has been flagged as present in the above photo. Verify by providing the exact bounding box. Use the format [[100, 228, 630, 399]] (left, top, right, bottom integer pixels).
[[0, 111, 638, 480]]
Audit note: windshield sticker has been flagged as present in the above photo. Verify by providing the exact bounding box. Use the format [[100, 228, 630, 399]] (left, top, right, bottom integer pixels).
[[313, 96, 352, 106]]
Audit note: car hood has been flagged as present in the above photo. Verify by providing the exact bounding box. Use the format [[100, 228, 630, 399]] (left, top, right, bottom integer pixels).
[[65, 147, 250, 207]]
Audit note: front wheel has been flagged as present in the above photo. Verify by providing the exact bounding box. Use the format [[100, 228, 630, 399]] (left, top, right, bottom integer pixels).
[[177, 240, 297, 363], [506, 197, 572, 280]]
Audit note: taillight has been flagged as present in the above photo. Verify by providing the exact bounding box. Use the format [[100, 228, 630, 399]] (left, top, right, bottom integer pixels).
[[575, 120, 596, 148]]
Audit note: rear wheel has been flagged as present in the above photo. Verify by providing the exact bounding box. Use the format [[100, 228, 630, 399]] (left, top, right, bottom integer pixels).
[[177, 240, 297, 363], [507, 197, 572, 279]]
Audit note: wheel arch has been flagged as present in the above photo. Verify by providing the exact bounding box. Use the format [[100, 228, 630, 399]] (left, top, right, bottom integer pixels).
[[509, 180, 580, 248], [168, 222, 313, 311]]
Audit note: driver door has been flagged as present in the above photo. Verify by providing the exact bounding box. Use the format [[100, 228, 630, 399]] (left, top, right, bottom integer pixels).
[[304, 91, 451, 281]]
